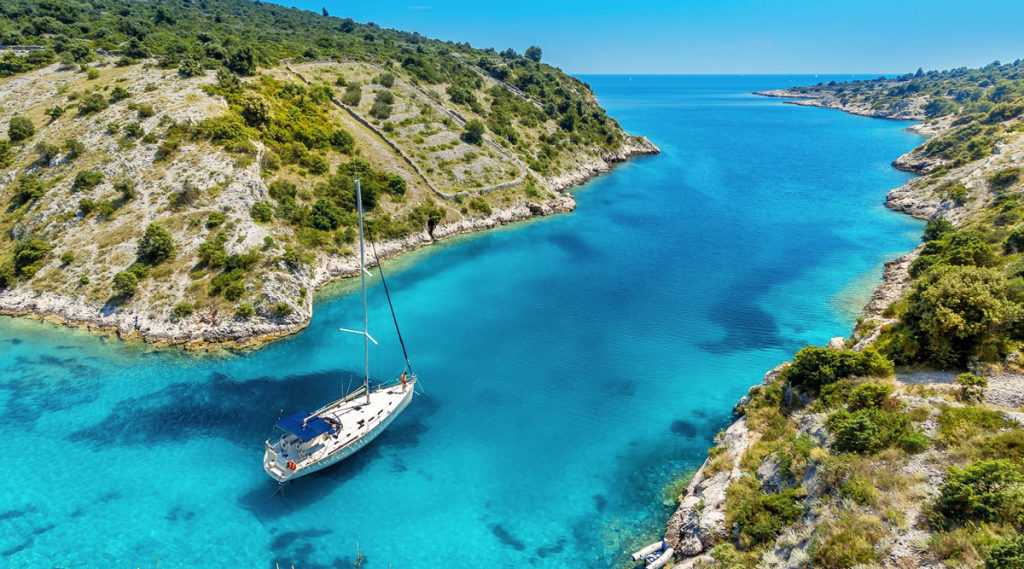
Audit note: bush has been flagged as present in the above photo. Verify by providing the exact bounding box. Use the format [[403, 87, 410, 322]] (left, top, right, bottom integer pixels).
[[35, 141, 60, 163], [73, 170, 104, 191], [114, 178, 135, 200], [461, 119, 485, 145], [781, 346, 893, 393], [206, 211, 225, 228], [378, 72, 395, 88], [728, 482, 804, 548], [386, 174, 407, 196], [64, 138, 85, 160], [990, 168, 1021, 192], [137, 224, 175, 265], [224, 281, 245, 301], [898, 266, 1021, 367], [173, 302, 194, 318], [12, 238, 53, 279], [78, 93, 109, 115], [1005, 227, 1024, 254], [828, 407, 915, 454], [986, 535, 1024, 569], [251, 201, 274, 222], [235, 302, 255, 319], [178, 57, 203, 78], [330, 129, 355, 153], [113, 271, 138, 296], [369, 100, 392, 119], [341, 82, 361, 106], [847, 383, 893, 411], [8, 115, 35, 142], [15, 174, 46, 203], [110, 86, 130, 102], [957, 372, 988, 403], [60, 252, 75, 266], [271, 302, 293, 318], [933, 459, 1024, 528], [78, 198, 95, 214]]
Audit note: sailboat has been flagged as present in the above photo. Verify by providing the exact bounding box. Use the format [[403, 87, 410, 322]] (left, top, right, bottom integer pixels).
[[263, 180, 417, 483]]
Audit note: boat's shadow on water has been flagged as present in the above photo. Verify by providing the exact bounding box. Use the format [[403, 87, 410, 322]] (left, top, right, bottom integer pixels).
[[64, 369, 438, 503]]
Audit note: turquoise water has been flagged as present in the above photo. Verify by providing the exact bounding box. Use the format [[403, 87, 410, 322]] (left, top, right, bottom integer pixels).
[[0, 76, 923, 568]]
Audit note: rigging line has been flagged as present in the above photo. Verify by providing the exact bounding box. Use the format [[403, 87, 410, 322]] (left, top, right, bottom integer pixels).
[[368, 236, 414, 376]]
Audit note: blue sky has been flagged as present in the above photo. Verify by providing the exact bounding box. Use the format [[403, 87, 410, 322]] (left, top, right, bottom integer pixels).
[[284, 0, 1024, 75]]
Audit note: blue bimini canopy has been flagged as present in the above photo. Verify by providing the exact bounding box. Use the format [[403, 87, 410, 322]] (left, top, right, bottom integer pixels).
[[275, 412, 335, 442]]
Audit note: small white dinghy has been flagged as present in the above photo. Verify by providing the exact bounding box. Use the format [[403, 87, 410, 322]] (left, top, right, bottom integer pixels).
[[630, 540, 674, 569]]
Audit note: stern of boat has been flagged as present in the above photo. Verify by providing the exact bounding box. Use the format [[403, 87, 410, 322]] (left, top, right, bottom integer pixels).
[[263, 440, 290, 483]]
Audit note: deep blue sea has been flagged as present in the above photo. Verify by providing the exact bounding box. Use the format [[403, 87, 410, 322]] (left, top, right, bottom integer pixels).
[[0, 76, 923, 568]]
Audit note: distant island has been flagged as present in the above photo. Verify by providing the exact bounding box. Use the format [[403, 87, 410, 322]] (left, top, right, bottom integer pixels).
[[0, 0, 657, 347], [663, 62, 1024, 568]]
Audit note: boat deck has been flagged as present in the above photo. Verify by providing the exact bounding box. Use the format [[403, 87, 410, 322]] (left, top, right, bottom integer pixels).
[[264, 382, 413, 481]]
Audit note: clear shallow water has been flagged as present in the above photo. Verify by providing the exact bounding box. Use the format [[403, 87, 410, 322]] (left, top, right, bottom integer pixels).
[[0, 76, 923, 568]]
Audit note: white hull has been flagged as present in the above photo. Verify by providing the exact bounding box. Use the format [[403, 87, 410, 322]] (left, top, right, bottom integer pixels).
[[263, 379, 415, 482]]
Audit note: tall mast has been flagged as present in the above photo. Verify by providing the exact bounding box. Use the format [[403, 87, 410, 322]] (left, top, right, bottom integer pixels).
[[356, 180, 370, 404]]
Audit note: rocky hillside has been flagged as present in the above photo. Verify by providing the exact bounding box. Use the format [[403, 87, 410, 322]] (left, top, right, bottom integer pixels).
[[653, 62, 1024, 569], [0, 0, 657, 347]]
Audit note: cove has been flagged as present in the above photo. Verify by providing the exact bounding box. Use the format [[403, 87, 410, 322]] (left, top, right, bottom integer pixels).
[[0, 75, 923, 568]]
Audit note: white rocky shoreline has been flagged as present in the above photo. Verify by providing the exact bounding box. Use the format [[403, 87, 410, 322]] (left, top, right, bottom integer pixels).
[[0, 138, 659, 349], [656, 91, 943, 568]]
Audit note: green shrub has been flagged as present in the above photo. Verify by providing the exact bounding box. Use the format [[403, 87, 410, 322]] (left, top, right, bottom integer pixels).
[[11, 238, 53, 279], [986, 535, 1024, 569], [112, 271, 138, 296], [178, 57, 203, 78], [847, 383, 893, 411], [8, 115, 35, 142], [369, 100, 392, 119], [840, 475, 879, 506], [35, 141, 60, 163], [377, 72, 395, 88], [828, 407, 915, 454], [330, 129, 355, 153], [78, 93, 109, 115], [897, 266, 1021, 368], [726, 478, 804, 549], [206, 211, 225, 228], [271, 302, 293, 318], [341, 82, 361, 106], [110, 86, 130, 102], [173, 302, 194, 318], [251, 201, 274, 222], [956, 372, 988, 403], [114, 178, 135, 200], [1005, 227, 1024, 254], [137, 224, 175, 265], [64, 138, 85, 160], [60, 252, 74, 266], [990, 168, 1021, 192], [462, 119, 485, 145], [14, 174, 46, 203], [933, 459, 1024, 528], [235, 302, 255, 319], [224, 281, 245, 301], [73, 170, 104, 191], [468, 197, 492, 215], [78, 198, 95, 215], [781, 346, 893, 393]]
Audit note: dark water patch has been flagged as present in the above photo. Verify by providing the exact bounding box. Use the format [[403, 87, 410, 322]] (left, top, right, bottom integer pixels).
[[547, 232, 597, 258], [9, 337, 22, 344], [535, 537, 566, 558], [692, 409, 709, 419], [490, 523, 526, 551], [0, 505, 37, 521], [592, 494, 607, 512], [165, 505, 195, 521], [1, 355, 102, 427], [601, 379, 636, 398], [30, 523, 55, 536], [390, 456, 408, 473], [270, 528, 334, 550], [2, 542, 29, 557], [670, 420, 697, 438], [100, 490, 122, 502]]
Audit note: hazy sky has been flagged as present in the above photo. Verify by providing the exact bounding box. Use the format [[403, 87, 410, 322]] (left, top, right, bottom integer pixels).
[[279, 0, 1024, 75]]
